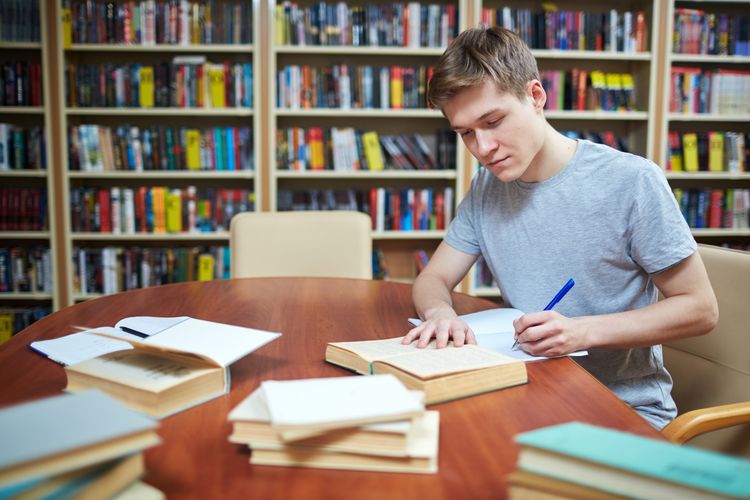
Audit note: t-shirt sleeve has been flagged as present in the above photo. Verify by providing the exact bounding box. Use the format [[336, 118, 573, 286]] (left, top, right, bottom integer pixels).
[[629, 161, 696, 274], [444, 171, 482, 256]]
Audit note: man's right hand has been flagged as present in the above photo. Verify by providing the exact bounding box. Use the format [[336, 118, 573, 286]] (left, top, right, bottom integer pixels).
[[402, 317, 477, 349]]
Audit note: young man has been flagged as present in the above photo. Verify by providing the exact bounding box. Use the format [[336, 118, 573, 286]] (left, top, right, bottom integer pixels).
[[403, 26, 718, 429]]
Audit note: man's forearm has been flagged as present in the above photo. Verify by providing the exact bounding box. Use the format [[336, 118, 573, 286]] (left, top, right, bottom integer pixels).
[[412, 272, 459, 321]]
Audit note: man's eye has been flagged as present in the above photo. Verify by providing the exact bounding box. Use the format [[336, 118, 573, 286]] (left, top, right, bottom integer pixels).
[[460, 130, 474, 137]]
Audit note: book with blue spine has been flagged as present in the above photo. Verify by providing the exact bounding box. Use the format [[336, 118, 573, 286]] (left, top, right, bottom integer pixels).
[[515, 421, 750, 499]]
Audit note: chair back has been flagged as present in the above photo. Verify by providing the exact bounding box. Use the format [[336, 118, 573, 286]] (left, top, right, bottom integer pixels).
[[229, 211, 372, 279], [663, 244, 750, 456]]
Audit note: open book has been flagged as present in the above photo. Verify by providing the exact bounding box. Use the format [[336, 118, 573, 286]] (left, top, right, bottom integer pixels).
[[325, 338, 527, 404], [408, 308, 588, 360], [30, 316, 281, 418]]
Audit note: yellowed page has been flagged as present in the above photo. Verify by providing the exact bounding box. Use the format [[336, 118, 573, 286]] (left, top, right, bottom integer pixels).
[[67, 351, 217, 392], [328, 337, 423, 363], [375, 345, 519, 379]]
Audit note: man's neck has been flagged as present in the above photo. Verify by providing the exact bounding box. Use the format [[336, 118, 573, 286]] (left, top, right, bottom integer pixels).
[[521, 125, 577, 183]]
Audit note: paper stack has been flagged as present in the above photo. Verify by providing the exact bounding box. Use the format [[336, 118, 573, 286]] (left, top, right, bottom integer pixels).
[[0, 390, 164, 499], [229, 375, 439, 473]]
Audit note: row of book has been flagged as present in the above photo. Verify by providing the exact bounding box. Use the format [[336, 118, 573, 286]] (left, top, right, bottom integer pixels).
[[73, 245, 229, 296], [277, 64, 430, 110], [70, 186, 254, 234], [66, 0, 253, 45], [0, 0, 40, 42], [0, 391, 163, 498], [277, 127, 456, 172], [0, 247, 52, 294], [673, 9, 750, 56], [670, 67, 750, 115], [0, 61, 43, 107], [666, 131, 747, 173], [473, 256, 497, 289], [0, 124, 46, 170], [0, 188, 47, 231], [69, 125, 254, 172], [674, 188, 750, 229], [0, 307, 49, 341], [481, 8, 648, 53], [228, 376, 439, 473], [275, 1, 457, 48], [278, 187, 454, 232], [562, 130, 629, 153], [66, 60, 253, 108], [541, 69, 636, 112]]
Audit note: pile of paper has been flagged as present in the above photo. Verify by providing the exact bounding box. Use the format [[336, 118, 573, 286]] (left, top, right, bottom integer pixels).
[[228, 374, 439, 473], [0, 390, 164, 499]]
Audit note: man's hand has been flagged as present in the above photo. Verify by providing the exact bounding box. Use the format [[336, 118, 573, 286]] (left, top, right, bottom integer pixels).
[[402, 317, 477, 349], [512, 311, 584, 357]]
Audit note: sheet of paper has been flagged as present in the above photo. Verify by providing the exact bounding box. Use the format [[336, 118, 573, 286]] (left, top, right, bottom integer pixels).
[[475, 333, 587, 361], [144, 318, 281, 367], [115, 316, 190, 336], [261, 375, 423, 428], [28, 328, 136, 366], [408, 307, 524, 335]]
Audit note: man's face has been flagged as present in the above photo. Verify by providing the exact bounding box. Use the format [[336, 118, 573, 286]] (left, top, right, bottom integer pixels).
[[443, 79, 546, 183]]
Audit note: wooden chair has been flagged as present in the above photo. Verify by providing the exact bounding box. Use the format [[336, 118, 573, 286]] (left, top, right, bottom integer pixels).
[[229, 211, 372, 279], [661, 244, 750, 456]]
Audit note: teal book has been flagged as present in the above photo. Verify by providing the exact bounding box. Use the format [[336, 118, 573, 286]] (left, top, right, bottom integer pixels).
[[515, 422, 750, 499], [0, 390, 159, 489]]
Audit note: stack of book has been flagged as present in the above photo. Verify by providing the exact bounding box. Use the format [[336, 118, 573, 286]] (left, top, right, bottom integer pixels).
[[508, 422, 750, 499], [0, 390, 164, 499], [229, 375, 439, 473]]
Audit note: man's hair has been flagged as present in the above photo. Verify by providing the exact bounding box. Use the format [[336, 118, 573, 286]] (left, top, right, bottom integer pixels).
[[427, 26, 540, 109]]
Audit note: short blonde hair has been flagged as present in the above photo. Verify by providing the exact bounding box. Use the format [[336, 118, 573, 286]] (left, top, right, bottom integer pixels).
[[427, 26, 540, 109]]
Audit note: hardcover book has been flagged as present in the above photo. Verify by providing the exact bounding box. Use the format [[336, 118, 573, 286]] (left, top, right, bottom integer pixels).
[[515, 422, 750, 499], [325, 337, 527, 404], [30, 316, 281, 418]]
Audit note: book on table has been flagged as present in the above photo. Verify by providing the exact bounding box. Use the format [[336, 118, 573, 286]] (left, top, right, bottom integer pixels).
[[258, 375, 425, 441], [229, 377, 439, 473], [6, 453, 146, 500], [325, 337, 527, 404], [514, 422, 750, 500], [29, 316, 281, 418], [507, 470, 627, 500], [229, 385, 429, 457], [0, 390, 160, 492]]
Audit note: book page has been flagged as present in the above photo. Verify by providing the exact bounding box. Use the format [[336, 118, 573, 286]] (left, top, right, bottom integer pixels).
[[144, 318, 281, 367], [69, 351, 217, 392], [261, 375, 423, 429], [115, 316, 190, 337], [476, 333, 588, 361], [329, 337, 419, 363], [377, 344, 518, 379], [29, 328, 135, 366]]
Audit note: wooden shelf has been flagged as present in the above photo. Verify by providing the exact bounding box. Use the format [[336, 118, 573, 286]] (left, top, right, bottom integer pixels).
[[670, 54, 750, 64], [70, 232, 231, 241], [274, 45, 445, 56], [0, 292, 53, 300], [0, 106, 44, 114], [65, 107, 253, 116], [0, 41, 42, 49], [68, 171, 255, 179], [275, 170, 457, 179], [667, 113, 750, 122], [691, 229, 750, 237], [372, 231, 447, 240], [0, 231, 50, 240], [274, 108, 442, 118], [544, 111, 649, 120], [68, 43, 254, 53], [532, 49, 651, 61], [0, 170, 48, 178], [666, 172, 750, 180]]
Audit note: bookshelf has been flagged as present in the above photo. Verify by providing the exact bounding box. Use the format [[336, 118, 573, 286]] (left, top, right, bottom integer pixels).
[[660, 0, 750, 248], [52, 0, 261, 306], [0, 0, 59, 336], [267, 0, 467, 283], [465, 0, 662, 297]]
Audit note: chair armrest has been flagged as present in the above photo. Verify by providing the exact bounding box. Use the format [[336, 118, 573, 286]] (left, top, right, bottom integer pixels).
[[662, 401, 750, 444]]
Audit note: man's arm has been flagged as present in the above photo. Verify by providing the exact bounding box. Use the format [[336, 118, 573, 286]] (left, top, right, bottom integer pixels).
[[403, 241, 479, 348], [514, 251, 719, 356]]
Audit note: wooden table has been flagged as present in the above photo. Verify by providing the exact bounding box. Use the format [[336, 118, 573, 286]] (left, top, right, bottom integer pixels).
[[0, 278, 664, 499]]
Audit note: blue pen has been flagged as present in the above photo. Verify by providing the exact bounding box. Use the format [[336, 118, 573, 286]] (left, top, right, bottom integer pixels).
[[512, 278, 575, 349]]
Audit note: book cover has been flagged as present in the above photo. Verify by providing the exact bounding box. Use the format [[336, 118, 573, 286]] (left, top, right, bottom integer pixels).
[[516, 422, 750, 499], [0, 390, 159, 488]]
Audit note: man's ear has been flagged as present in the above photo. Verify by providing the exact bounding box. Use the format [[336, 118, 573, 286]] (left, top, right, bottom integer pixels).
[[527, 80, 546, 111]]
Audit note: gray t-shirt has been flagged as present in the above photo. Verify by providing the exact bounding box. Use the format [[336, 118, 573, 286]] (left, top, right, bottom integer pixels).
[[445, 139, 696, 429]]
